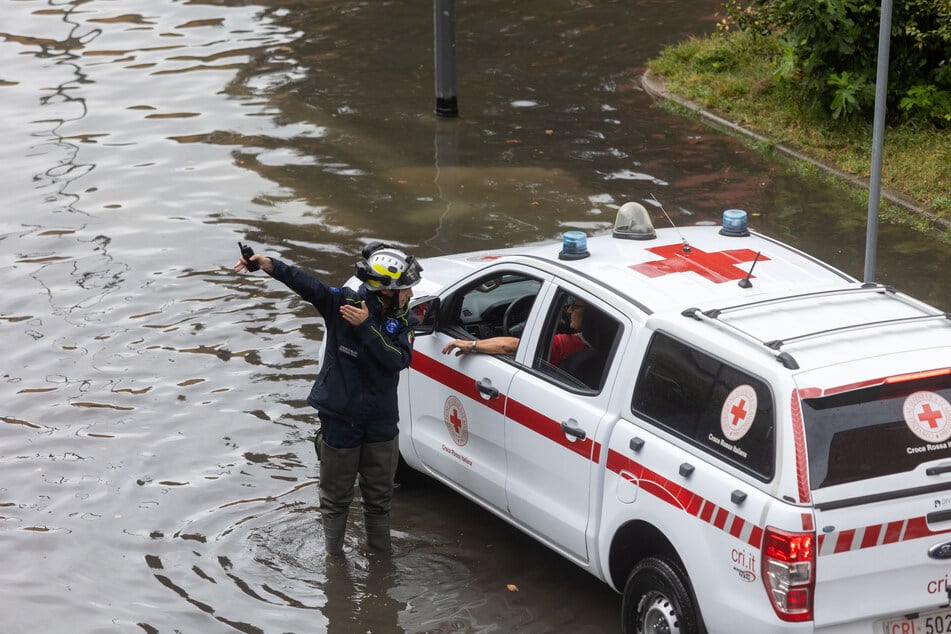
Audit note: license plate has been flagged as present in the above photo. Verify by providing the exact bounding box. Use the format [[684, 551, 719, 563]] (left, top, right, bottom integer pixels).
[[884, 607, 951, 634]]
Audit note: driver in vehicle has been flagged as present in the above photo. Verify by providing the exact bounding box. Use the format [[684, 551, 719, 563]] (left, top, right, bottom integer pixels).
[[442, 297, 589, 366]]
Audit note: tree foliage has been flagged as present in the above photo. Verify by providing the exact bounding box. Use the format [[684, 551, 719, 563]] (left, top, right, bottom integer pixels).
[[724, 0, 951, 125]]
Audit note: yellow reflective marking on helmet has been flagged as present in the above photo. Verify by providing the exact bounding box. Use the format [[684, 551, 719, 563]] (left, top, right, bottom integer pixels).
[[371, 262, 401, 280]]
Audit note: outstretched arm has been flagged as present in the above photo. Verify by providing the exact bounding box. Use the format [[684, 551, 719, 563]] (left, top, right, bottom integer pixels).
[[234, 254, 274, 274], [442, 336, 519, 357]]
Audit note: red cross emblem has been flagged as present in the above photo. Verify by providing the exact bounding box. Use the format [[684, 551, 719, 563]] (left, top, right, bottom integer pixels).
[[443, 395, 469, 446], [630, 244, 769, 284], [730, 399, 748, 427], [721, 385, 757, 442], [904, 391, 951, 444], [449, 407, 464, 434], [918, 403, 944, 429]]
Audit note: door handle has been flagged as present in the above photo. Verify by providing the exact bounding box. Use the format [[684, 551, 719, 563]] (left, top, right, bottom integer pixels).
[[560, 421, 587, 440], [475, 380, 499, 398]]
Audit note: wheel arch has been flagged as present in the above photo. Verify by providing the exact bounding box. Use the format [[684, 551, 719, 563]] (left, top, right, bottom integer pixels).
[[610, 520, 708, 634], [608, 519, 684, 592]]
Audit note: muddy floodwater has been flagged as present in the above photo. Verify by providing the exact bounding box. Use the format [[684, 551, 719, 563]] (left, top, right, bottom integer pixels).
[[2, 1, 949, 632]]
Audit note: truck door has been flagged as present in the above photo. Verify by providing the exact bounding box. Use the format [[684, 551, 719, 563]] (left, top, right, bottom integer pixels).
[[504, 291, 623, 563], [406, 271, 544, 514]]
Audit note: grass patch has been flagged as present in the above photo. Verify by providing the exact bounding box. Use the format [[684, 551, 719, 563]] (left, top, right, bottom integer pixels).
[[648, 30, 951, 227]]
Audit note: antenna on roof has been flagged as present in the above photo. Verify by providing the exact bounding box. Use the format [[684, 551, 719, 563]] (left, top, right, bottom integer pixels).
[[738, 251, 762, 288], [650, 193, 690, 253]]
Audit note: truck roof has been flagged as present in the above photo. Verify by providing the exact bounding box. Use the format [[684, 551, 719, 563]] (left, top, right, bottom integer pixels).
[[414, 219, 951, 380]]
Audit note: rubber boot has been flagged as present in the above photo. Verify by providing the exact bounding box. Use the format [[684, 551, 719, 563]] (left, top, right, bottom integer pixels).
[[319, 439, 361, 555], [321, 514, 348, 556], [358, 438, 399, 551]]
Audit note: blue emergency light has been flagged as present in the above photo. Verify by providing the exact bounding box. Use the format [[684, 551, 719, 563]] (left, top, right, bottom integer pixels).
[[720, 209, 750, 236], [559, 230, 590, 260]]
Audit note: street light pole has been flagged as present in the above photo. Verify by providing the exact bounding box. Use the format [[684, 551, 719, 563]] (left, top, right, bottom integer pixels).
[[863, 0, 893, 284], [434, 0, 459, 118]]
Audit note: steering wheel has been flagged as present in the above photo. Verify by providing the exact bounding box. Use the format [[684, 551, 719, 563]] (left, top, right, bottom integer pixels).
[[502, 295, 534, 337]]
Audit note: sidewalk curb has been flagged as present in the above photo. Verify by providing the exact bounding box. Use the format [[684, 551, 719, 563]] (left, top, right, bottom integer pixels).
[[641, 70, 950, 231]]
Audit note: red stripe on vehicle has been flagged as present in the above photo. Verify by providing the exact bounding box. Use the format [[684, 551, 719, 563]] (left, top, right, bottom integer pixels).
[[748, 525, 763, 549], [834, 529, 856, 553], [801, 513, 814, 532], [714, 507, 729, 530], [673, 484, 695, 511], [819, 518, 951, 556], [606, 449, 763, 548], [790, 389, 811, 503], [884, 521, 904, 544], [505, 398, 596, 460], [904, 517, 932, 541], [686, 495, 703, 517], [641, 479, 683, 507], [729, 516, 745, 539], [860, 524, 882, 549], [411, 352, 507, 415], [412, 351, 602, 459]]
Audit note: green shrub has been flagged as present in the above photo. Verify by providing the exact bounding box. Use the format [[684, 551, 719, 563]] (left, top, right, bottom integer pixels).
[[723, 0, 951, 125]]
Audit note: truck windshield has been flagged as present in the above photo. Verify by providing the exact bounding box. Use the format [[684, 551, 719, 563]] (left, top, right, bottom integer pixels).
[[801, 372, 951, 489]]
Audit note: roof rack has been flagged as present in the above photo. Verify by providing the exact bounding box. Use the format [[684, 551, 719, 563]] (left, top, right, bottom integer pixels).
[[701, 284, 898, 319], [682, 284, 951, 371], [681, 307, 801, 369]]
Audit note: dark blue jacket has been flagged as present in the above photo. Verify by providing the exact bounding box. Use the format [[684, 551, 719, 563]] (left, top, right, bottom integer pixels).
[[268, 258, 417, 425]]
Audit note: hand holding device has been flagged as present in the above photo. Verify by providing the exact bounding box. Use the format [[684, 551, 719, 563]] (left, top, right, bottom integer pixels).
[[238, 242, 260, 271]]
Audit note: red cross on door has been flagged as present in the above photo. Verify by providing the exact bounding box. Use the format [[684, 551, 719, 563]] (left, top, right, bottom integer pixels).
[[630, 244, 769, 284], [450, 407, 464, 433]]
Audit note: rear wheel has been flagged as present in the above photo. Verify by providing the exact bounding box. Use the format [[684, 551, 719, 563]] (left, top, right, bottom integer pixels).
[[621, 557, 701, 634]]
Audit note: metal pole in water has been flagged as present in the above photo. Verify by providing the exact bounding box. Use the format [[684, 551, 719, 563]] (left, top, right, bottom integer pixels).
[[434, 0, 459, 118], [863, 0, 893, 284]]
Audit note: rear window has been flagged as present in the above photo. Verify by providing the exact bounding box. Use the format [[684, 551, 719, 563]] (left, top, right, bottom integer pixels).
[[801, 372, 951, 488], [632, 332, 775, 480]]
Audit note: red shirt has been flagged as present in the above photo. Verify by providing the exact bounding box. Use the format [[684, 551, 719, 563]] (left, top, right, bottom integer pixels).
[[550, 332, 589, 366]]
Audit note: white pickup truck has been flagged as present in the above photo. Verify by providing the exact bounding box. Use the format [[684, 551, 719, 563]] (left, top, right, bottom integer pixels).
[[385, 204, 951, 633]]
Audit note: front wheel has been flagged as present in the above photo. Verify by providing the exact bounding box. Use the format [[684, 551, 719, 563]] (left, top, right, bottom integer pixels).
[[621, 557, 701, 634]]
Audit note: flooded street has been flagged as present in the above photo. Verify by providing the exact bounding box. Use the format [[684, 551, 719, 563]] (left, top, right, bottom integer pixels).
[[2, 1, 949, 632]]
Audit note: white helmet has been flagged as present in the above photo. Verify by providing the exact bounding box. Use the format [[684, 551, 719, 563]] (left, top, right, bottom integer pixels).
[[356, 244, 422, 290]]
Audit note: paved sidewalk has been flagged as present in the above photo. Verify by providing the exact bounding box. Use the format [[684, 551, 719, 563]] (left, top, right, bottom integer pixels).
[[641, 70, 949, 230]]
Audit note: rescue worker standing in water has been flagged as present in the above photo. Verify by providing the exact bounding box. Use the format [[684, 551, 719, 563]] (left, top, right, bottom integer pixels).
[[235, 242, 422, 555]]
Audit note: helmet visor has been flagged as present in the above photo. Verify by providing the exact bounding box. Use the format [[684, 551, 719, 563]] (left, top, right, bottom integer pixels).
[[392, 256, 422, 289]]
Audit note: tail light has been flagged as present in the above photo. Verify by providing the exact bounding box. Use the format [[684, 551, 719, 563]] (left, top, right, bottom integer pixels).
[[762, 527, 815, 622]]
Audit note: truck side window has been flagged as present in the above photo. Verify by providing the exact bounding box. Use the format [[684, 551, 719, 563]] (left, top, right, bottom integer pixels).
[[632, 332, 775, 480], [532, 291, 621, 393]]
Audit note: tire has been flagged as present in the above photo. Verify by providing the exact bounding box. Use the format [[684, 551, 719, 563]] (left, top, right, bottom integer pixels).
[[621, 556, 701, 634]]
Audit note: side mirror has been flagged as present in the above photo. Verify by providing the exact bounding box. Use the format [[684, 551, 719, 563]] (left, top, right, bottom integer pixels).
[[410, 296, 440, 335]]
